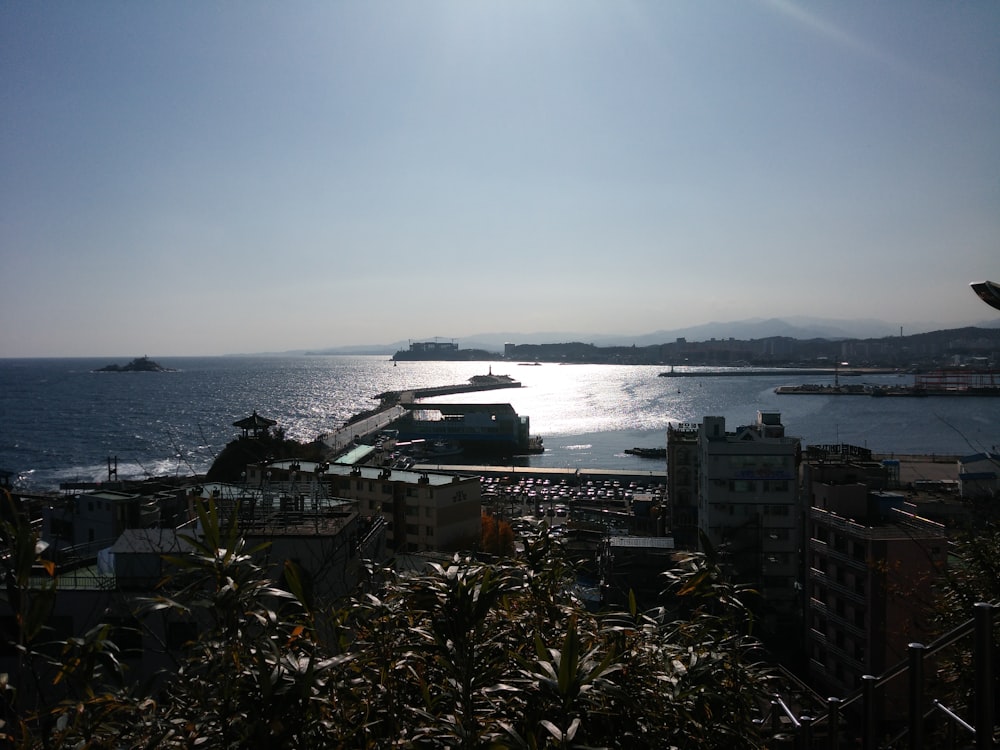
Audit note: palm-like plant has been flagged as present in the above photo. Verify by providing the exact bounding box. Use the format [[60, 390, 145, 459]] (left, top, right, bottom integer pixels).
[[3, 501, 775, 748]]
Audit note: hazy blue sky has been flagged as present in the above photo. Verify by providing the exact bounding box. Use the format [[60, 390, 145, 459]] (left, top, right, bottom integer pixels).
[[2, 1, 998, 356]]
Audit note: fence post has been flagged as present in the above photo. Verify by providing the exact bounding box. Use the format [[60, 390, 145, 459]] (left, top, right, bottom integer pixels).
[[974, 602, 994, 750], [801, 715, 813, 750], [862, 674, 878, 750], [827, 697, 841, 750], [908, 642, 925, 750]]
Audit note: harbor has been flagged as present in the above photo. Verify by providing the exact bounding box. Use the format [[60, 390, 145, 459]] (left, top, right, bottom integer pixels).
[[3, 357, 996, 493], [327, 370, 537, 459], [775, 368, 1000, 397], [659, 367, 898, 378]]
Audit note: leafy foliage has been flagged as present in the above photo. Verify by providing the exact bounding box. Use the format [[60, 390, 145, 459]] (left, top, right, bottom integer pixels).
[[2, 502, 774, 748], [481, 512, 515, 557], [929, 503, 1000, 745]]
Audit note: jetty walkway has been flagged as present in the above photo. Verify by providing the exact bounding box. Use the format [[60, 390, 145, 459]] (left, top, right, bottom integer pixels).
[[321, 405, 405, 453], [373, 379, 521, 404], [323, 376, 523, 453]]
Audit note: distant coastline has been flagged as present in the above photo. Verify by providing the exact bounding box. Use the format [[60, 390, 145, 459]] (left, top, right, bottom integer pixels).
[[321, 326, 1000, 369]]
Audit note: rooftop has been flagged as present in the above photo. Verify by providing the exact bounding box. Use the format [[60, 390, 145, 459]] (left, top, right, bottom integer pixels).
[[260, 459, 479, 487]]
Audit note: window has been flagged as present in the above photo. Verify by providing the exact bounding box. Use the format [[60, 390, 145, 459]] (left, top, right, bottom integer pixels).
[[812, 552, 825, 572]]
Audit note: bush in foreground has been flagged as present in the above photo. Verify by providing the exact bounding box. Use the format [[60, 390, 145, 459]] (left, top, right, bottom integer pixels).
[[3, 501, 773, 749]]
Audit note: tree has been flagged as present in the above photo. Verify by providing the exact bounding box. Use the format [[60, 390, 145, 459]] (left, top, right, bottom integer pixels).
[[930, 503, 1000, 746], [2, 505, 775, 748], [481, 512, 515, 556]]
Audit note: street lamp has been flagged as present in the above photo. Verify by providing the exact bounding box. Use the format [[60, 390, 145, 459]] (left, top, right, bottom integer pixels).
[[970, 280, 1000, 311]]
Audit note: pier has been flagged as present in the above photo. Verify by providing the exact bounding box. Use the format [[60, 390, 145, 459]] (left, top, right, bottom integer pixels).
[[374, 380, 521, 404], [659, 367, 897, 378], [325, 374, 524, 453], [776, 368, 1000, 397], [374, 372, 521, 404], [321, 405, 406, 453]]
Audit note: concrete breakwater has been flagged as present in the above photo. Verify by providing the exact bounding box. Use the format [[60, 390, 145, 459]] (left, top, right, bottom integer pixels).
[[373, 379, 521, 405], [659, 368, 898, 378], [324, 377, 524, 453], [775, 383, 1000, 397]]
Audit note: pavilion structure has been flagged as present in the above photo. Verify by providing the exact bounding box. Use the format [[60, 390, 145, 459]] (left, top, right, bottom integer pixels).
[[233, 411, 277, 439]]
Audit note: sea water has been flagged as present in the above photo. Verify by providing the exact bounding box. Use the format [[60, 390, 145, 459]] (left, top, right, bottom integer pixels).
[[1, 356, 997, 492]]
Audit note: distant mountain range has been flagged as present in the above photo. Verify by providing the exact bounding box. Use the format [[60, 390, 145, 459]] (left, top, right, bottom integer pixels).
[[303, 316, 1000, 356]]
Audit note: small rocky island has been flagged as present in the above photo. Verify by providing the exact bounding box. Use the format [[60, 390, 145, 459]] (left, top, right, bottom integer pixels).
[[96, 356, 174, 373]]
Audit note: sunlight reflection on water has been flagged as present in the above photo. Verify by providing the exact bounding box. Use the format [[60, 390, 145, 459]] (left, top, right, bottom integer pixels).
[[1, 356, 997, 490]]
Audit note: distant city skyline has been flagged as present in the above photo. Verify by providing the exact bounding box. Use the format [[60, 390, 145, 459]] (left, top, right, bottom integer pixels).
[[2, 2, 998, 357]]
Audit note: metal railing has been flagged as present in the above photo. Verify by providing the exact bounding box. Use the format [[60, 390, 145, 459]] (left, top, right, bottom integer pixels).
[[768, 602, 997, 749]]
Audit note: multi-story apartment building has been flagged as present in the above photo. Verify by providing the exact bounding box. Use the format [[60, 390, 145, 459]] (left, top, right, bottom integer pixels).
[[191, 482, 388, 604], [958, 450, 1000, 500], [246, 460, 482, 553], [805, 473, 947, 724], [4, 484, 388, 695], [666, 422, 700, 549], [694, 412, 802, 633], [44, 488, 163, 550]]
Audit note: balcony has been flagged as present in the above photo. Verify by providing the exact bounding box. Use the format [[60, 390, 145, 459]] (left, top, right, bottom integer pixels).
[[809, 537, 868, 572]]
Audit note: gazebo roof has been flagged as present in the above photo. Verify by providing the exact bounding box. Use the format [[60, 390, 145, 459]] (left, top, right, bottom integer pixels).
[[233, 410, 277, 430]]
